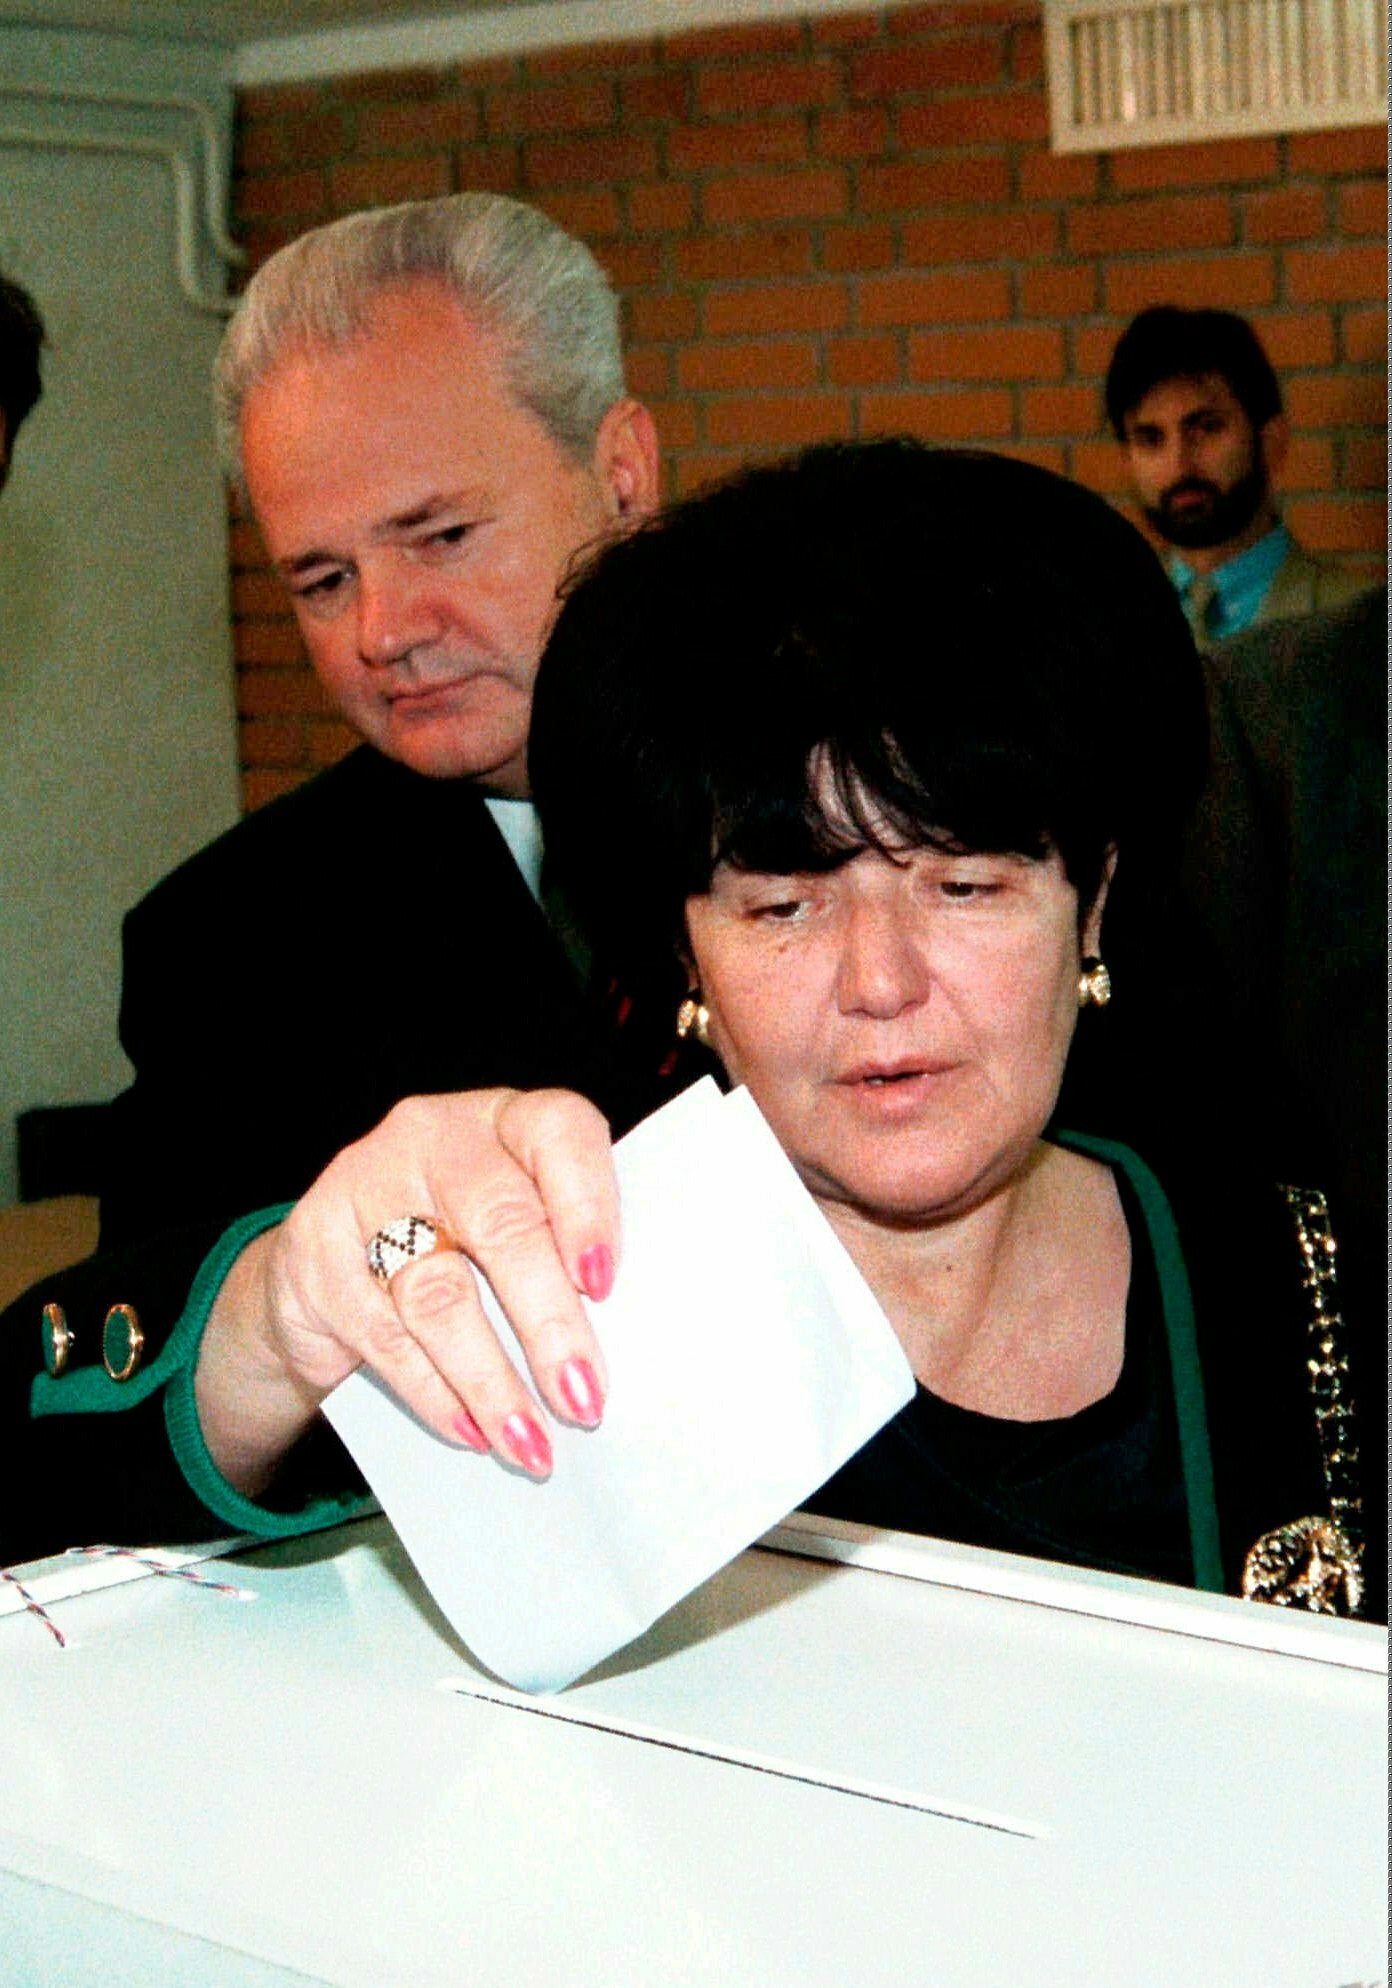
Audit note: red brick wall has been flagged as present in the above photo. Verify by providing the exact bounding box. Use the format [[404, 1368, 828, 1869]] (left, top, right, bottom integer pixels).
[[229, 3, 1388, 807]]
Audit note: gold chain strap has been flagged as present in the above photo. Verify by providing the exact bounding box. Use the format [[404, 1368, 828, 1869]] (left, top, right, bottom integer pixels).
[[1240, 1187, 1365, 1614]]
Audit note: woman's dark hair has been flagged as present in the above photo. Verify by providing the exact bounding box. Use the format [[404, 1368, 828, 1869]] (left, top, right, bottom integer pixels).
[[531, 439, 1206, 1009]]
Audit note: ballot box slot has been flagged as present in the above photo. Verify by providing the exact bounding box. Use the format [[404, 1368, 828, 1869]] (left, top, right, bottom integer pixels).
[[442, 1677, 1041, 1840]]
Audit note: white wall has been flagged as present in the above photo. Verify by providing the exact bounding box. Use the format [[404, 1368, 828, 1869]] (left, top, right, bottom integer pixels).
[[0, 28, 241, 1203]]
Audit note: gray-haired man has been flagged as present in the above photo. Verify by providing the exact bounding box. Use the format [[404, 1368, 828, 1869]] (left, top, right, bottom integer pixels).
[[5, 195, 662, 1560]]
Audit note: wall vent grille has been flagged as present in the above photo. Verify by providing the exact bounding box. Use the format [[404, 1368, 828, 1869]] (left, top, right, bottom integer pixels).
[[1045, 0, 1388, 149]]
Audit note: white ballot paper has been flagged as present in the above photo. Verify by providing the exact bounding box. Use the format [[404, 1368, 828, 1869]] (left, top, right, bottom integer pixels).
[[325, 1079, 914, 1692]]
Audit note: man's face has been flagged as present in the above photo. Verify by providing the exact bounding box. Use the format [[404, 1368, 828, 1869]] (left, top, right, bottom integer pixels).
[[1119, 373, 1275, 553], [241, 278, 652, 791]]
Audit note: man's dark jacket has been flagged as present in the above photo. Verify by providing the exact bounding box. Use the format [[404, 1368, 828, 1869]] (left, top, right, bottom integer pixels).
[[1, 748, 668, 1561]]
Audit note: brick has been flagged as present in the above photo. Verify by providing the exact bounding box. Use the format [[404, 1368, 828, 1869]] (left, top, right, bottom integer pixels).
[[664, 20, 804, 61], [1104, 252, 1275, 312], [703, 166, 848, 225], [1343, 434, 1390, 487], [816, 108, 890, 159], [679, 337, 820, 392], [996, 440, 1067, 474], [1284, 496, 1387, 553], [1286, 246, 1388, 304], [486, 81, 616, 138], [897, 88, 1049, 148], [240, 717, 304, 767], [234, 621, 307, 668], [859, 387, 1014, 438], [901, 208, 1059, 261], [1017, 148, 1098, 200], [1280, 434, 1335, 488], [232, 571, 291, 617], [328, 154, 450, 208], [1240, 186, 1327, 244], [703, 393, 852, 448], [1021, 384, 1104, 435], [627, 290, 699, 341], [858, 155, 1012, 211], [1068, 194, 1233, 256], [672, 448, 747, 496], [1343, 306, 1388, 361], [891, 2, 1034, 30], [675, 229, 814, 281], [908, 323, 1064, 379], [356, 98, 478, 152], [849, 36, 1005, 97], [811, 12, 882, 48], [235, 110, 351, 174], [861, 268, 1011, 327], [1250, 309, 1336, 368], [1109, 137, 1278, 192], [704, 279, 847, 335], [1020, 263, 1098, 316], [1069, 439, 1132, 493], [236, 168, 327, 220], [624, 347, 670, 398], [666, 119, 807, 174], [622, 74, 690, 122], [1338, 180, 1389, 237], [525, 132, 659, 184], [454, 143, 523, 195], [453, 57, 519, 89], [237, 667, 328, 717], [1284, 372, 1386, 427], [532, 188, 622, 238], [827, 332, 901, 386], [243, 768, 308, 810], [523, 38, 656, 75], [594, 239, 663, 287], [822, 221, 896, 272], [1289, 126, 1387, 174], [227, 520, 267, 568], [623, 179, 692, 234], [333, 66, 450, 103], [646, 398, 699, 449], [1011, 22, 1044, 82], [307, 719, 359, 768], [697, 57, 840, 115], [238, 83, 323, 121], [1073, 325, 1124, 376], [238, 224, 303, 272]]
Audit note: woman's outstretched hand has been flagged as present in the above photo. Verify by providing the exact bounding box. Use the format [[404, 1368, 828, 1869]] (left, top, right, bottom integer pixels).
[[194, 1089, 620, 1495]]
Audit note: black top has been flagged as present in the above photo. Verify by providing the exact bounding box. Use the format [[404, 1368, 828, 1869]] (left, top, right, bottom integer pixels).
[[807, 1169, 1193, 1585]]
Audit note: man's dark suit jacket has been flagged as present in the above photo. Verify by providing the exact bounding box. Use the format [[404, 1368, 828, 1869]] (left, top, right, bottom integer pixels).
[[2, 747, 670, 1562]]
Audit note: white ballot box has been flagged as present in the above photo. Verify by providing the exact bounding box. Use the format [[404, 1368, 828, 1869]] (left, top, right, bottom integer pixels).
[[0, 1515, 1384, 1988]]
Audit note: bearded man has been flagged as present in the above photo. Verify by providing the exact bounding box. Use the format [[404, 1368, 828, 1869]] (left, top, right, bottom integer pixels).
[[1105, 306, 1369, 650]]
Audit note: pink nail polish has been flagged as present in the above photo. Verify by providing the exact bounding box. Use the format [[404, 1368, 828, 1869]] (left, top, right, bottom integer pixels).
[[557, 1357, 604, 1428], [450, 1408, 489, 1453], [577, 1243, 614, 1303], [501, 1411, 553, 1477]]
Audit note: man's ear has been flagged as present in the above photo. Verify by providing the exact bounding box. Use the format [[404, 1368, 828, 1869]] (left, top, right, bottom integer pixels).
[[1082, 845, 1118, 956], [1258, 411, 1290, 486], [592, 399, 661, 523]]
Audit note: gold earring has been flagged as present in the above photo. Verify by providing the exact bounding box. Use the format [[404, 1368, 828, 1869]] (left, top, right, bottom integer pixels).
[[1077, 956, 1111, 1008], [675, 994, 712, 1048]]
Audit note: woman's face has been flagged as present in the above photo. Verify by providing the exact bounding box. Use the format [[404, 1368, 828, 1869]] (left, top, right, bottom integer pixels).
[[684, 827, 1107, 1226]]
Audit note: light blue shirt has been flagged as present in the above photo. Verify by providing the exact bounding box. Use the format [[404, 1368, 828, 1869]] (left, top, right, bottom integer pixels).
[[1169, 523, 1291, 642]]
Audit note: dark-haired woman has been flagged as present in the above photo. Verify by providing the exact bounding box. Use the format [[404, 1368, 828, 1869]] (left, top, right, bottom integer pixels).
[[74, 443, 1375, 1619]]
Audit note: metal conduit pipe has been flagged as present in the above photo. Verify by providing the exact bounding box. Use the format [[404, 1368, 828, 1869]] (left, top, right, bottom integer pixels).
[[0, 78, 244, 269], [0, 123, 233, 314]]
